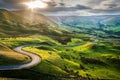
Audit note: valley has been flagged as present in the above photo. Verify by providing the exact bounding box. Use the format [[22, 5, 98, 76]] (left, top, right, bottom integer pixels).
[[0, 9, 120, 80], [48, 15, 120, 38]]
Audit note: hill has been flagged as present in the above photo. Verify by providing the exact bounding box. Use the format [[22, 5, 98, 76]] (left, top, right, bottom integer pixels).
[[0, 9, 64, 37], [48, 15, 120, 38], [0, 43, 30, 65]]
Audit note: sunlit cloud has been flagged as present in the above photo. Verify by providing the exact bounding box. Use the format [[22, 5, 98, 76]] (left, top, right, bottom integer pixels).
[[24, 0, 48, 9], [0, 0, 120, 15]]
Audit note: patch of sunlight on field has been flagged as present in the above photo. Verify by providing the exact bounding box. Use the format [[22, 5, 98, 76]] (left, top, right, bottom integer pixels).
[[23, 47, 64, 68], [79, 70, 88, 77], [29, 35, 61, 45], [23, 47, 50, 60], [23, 42, 120, 79], [101, 54, 120, 59], [63, 59, 80, 69], [23, 47, 67, 75], [73, 42, 94, 52], [0, 35, 61, 48], [23, 46, 81, 70]]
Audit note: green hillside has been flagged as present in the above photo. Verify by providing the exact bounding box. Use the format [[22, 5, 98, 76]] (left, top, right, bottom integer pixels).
[[0, 9, 64, 37], [0, 9, 120, 80], [48, 16, 120, 39], [23, 41, 120, 79], [0, 43, 31, 65]]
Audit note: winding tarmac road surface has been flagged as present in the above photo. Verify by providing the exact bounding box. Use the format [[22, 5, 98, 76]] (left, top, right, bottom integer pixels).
[[0, 43, 82, 70], [0, 45, 41, 70]]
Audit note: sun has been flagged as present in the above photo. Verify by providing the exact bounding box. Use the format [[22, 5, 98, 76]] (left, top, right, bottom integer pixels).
[[24, 0, 48, 10]]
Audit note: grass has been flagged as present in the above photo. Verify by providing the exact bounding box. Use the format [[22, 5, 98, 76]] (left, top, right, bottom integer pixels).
[[1, 9, 119, 80], [22, 40, 120, 79], [0, 35, 120, 80], [0, 35, 60, 48], [0, 43, 31, 65], [0, 35, 60, 66], [0, 34, 119, 80], [0, 35, 120, 79]]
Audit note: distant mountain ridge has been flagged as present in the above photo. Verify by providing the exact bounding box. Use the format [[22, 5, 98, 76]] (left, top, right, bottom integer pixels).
[[47, 15, 120, 38], [47, 15, 120, 26]]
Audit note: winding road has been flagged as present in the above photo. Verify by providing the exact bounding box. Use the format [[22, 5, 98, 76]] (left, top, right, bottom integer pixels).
[[0, 43, 82, 70], [0, 45, 41, 70]]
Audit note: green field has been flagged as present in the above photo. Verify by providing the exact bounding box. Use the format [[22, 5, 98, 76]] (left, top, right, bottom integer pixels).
[[0, 34, 119, 80], [0, 9, 120, 80], [22, 40, 120, 79], [0, 43, 31, 65]]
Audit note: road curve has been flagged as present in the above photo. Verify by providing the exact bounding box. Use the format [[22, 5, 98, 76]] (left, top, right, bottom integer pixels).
[[0, 43, 82, 70], [0, 45, 41, 70]]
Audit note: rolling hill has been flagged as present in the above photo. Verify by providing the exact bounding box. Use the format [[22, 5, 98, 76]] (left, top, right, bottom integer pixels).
[[48, 15, 120, 38], [102, 16, 120, 26], [0, 9, 64, 37], [0, 43, 30, 65], [0, 9, 120, 80]]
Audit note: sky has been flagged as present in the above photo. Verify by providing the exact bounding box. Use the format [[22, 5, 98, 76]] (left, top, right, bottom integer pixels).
[[0, 0, 120, 16]]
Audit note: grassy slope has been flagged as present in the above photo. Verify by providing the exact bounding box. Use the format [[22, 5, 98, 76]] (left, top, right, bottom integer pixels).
[[0, 35, 61, 65], [51, 16, 120, 38], [0, 43, 31, 65], [0, 9, 64, 38], [0, 9, 66, 67], [0, 9, 120, 80], [0, 35, 62, 80], [0, 9, 30, 37], [23, 40, 120, 79]]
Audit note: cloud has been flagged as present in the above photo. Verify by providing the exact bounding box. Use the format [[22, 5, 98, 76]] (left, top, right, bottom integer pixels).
[[76, 4, 91, 9], [0, 0, 120, 15], [36, 4, 91, 13], [93, 0, 120, 9], [0, 0, 118, 10], [0, 0, 57, 10], [93, 8, 120, 13]]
